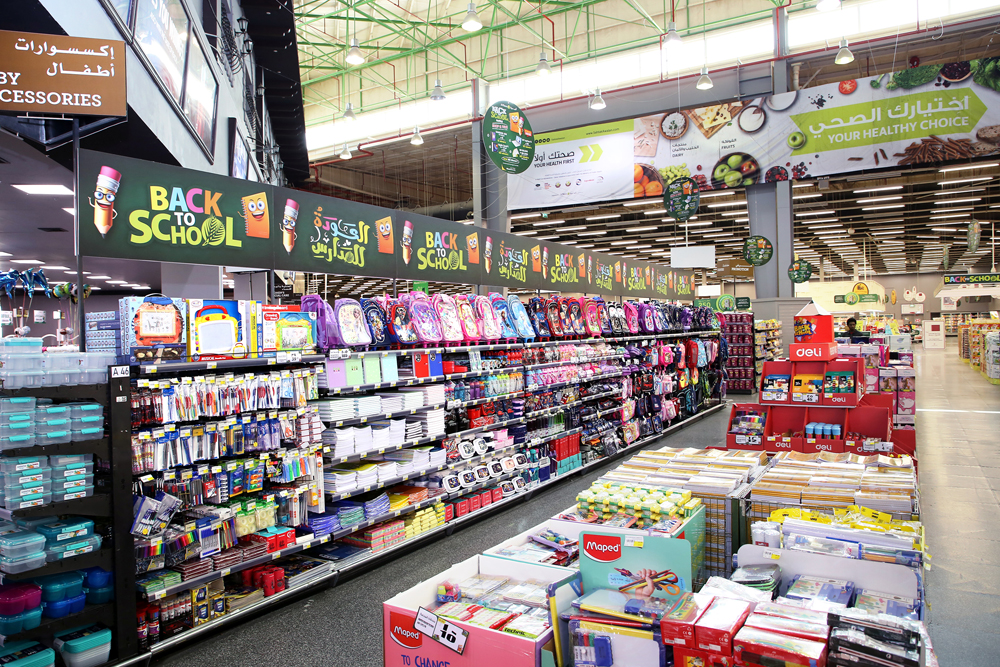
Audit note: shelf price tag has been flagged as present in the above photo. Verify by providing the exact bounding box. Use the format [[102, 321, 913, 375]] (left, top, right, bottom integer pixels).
[[415, 607, 468, 654]]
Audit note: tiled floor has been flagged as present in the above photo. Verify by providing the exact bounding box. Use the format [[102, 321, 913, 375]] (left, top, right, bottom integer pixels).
[[152, 342, 991, 666]]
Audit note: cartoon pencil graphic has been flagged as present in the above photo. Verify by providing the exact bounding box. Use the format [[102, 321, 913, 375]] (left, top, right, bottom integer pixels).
[[91, 166, 121, 238]]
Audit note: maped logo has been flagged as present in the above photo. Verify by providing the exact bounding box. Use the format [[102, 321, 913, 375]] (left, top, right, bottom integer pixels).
[[583, 533, 622, 562], [389, 611, 423, 649]]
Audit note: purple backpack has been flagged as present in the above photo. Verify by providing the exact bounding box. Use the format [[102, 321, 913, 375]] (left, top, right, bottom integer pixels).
[[301, 294, 338, 350]]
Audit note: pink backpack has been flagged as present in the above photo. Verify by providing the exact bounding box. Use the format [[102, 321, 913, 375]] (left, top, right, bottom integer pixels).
[[401, 291, 442, 343], [545, 297, 564, 337], [431, 294, 464, 342], [454, 295, 481, 341], [568, 299, 587, 335], [473, 295, 502, 339], [623, 301, 639, 334], [581, 298, 601, 336]]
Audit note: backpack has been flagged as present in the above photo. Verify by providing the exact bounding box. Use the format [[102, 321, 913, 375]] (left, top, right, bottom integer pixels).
[[454, 295, 481, 341], [431, 293, 464, 342], [506, 296, 535, 339], [651, 302, 667, 332], [609, 302, 625, 335], [686, 339, 700, 369], [527, 297, 550, 337], [638, 303, 656, 334], [332, 298, 372, 346], [473, 295, 502, 339], [402, 291, 443, 343], [595, 298, 612, 335], [376, 296, 419, 344], [545, 298, 564, 337], [557, 297, 574, 334], [300, 294, 338, 350], [623, 302, 639, 334], [489, 293, 519, 339], [568, 299, 587, 335], [581, 298, 601, 336], [360, 298, 389, 346]]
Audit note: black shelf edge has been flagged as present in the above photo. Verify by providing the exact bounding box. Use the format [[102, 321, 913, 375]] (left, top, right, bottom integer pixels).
[[0, 385, 109, 406], [3, 437, 109, 459], [0, 493, 111, 521], [2, 603, 114, 642], [2, 547, 113, 582]]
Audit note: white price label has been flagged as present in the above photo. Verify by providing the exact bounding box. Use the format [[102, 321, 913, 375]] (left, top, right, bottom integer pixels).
[[415, 607, 468, 655]]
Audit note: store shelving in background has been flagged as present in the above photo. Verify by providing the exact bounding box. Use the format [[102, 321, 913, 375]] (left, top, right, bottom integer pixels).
[[754, 319, 783, 374]]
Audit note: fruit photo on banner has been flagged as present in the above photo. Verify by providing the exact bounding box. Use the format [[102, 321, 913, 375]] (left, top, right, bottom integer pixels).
[[788, 259, 813, 283], [743, 236, 773, 266], [664, 177, 700, 222]]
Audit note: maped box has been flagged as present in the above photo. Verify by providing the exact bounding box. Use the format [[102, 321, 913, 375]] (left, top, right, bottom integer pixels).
[[695, 598, 752, 655], [661, 592, 716, 648], [119, 296, 188, 364], [259, 305, 317, 355], [188, 300, 256, 361]]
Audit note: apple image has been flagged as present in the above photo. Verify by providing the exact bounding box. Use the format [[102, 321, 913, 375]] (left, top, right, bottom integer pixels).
[[714, 164, 731, 181], [740, 159, 758, 175], [724, 170, 743, 187], [787, 132, 806, 149], [727, 154, 744, 170]]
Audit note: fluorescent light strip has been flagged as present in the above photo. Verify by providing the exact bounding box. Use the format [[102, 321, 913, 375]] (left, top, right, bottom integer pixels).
[[698, 191, 736, 198], [626, 226, 660, 233], [532, 219, 565, 226], [803, 224, 842, 229], [610, 240, 636, 245], [853, 186, 903, 194], [511, 213, 541, 219], [515, 230, 537, 236], [870, 230, 904, 235], [793, 194, 823, 199], [796, 211, 835, 217], [643, 209, 667, 215], [720, 211, 747, 217], [861, 204, 904, 211], [680, 221, 712, 227], [557, 226, 587, 232], [585, 214, 621, 220], [803, 218, 839, 225], [939, 177, 993, 185], [792, 183, 814, 188], [929, 213, 971, 219], [939, 162, 999, 173], [11, 184, 73, 195], [933, 198, 981, 205], [707, 201, 746, 208], [934, 188, 985, 196], [856, 196, 902, 204], [578, 231, 606, 236], [930, 227, 959, 232]]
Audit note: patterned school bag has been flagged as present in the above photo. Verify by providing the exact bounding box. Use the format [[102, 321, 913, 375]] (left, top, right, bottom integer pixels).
[[594, 298, 613, 335], [360, 298, 390, 346], [623, 301, 640, 334], [300, 294, 338, 350], [567, 298, 587, 335], [637, 303, 656, 334], [581, 298, 601, 336], [506, 296, 536, 340], [489, 293, 519, 339], [401, 291, 443, 343], [608, 302, 625, 335], [376, 295, 419, 345], [454, 294, 482, 341], [473, 294, 502, 339], [545, 297, 564, 337], [528, 296, 551, 337], [332, 298, 372, 346], [431, 293, 464, 343]]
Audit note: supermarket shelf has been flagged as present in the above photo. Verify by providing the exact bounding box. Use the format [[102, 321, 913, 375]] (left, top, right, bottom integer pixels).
[[2, 436, 109, 459], [329, 495, 443, 540], [526, 426, 584, 447], [449, 417, 526, 439], [3, 547, 113, 582], [321, 402, 446, 428], [0, 384, 109, 405], [139, 355, 327, 375], [3, 603, 114, 642], [521, 354, 619, 370], [522, 337, 603, 348], [0, 493, 111, 522], [335, 341, 525, 358], [322, 434, 447, 465], [448, 391, 523, 409], [523, 389, 621, 420]]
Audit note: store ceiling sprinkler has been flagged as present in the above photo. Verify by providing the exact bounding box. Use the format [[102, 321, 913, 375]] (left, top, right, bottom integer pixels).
[[835, 38, 854, 65], [410, 127, 424, 146], [696, 66, 713, 90], [816, 0, 841, 11], [342, 102, 357, 122], [536, 51, 551, 76], [589, 89, 606, 110], [345, 38, 365, 65], [430, 79, 446, 101], [665, 21, 682, 45], [339, 144, 352, 160], [461, 3, 483, 32]]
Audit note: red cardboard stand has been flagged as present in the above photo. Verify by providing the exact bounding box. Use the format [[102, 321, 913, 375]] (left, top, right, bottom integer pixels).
[[788, 341, 838, 362], [724, 403, 769, 450], [726, 401, 893, 455]]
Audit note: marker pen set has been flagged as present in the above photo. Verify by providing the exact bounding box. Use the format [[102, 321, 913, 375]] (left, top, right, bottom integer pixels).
[[130, 366, 322, 428]]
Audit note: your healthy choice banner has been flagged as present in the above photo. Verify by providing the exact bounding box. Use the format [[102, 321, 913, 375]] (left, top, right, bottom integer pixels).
[[509, 59, 1000, 210], [78, 148, 695, 299]]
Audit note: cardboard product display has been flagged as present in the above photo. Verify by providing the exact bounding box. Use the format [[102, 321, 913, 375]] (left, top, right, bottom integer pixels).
[[188, 299, 256, 361], [259, 305, 318, 354], [119, 296, 188, 364], [694, 598, 752, 655]]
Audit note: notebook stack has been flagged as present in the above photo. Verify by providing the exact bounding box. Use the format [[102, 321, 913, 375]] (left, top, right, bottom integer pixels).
[[377, 391, 424, 412], [175, 557, 214, 581], [363, 492, 392, 518], [324, 467, 358, 494], [325, 427, 356, 458], [316, 398, 358, 422], [410, 408, 446, 437], [332, 502, 365, 528], [404, 421, 424, 441], [370, 419, 407, 449], [353, 426, 374, 453], [400, 385, 446, 407], [376, 460, 399, 482], [307, 512, 341, 537], [354, 396, 383, 418]]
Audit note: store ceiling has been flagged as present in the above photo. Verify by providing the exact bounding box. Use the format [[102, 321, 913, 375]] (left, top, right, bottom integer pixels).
[[0, 131, 163, 293]]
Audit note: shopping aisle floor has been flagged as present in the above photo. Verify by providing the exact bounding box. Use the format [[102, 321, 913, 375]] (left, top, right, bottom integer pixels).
[[150, 345, 995, 667], [151, 409, 730, 667]]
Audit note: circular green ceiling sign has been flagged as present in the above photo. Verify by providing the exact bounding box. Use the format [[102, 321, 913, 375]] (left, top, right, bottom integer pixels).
[[483, 101, 535, 174], [788, 259, 813, 283], [664, 177, 701, 222], [716, 294, 737, 312], [743, 235, 773, 266]]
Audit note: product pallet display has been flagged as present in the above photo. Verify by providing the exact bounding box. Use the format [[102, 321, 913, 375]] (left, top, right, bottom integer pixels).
[[984, 332, 1000, 385], [754, 320, 782, 373], [721, 312, 755, 394], [118, 290, 728, 661], [967, 321, 1000, 374], [942, 312, 986, 336]]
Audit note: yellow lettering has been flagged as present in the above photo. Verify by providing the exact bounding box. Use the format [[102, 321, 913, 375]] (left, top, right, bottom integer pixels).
[[187, 226, 202, 245], [151, 213, 171, 241], [424, 232, 434, 248], [170, 225, 187, 244], [129, 210, 152, 244], [417, 247, 430, 270], [150, 186, 168, 211], [359, 221, 370, 244], [224, 216, 243, 248]]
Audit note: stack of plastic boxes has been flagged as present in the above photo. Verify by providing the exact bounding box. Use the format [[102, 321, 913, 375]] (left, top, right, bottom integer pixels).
[[0, 338, 116, 389], [48, 455, 96, 502], [0, 579, 42, 634], [0, 525, 47, 576]]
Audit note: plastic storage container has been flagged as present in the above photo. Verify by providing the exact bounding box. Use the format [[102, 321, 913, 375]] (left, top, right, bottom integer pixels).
[[0, 607, 43, 635], [40, 353, 80, 370], [45, 534, 101, 562], [50, 462, 94, 479], [37, 519, 93, 546], [71, 428, 104, 442], [52, 476, 93, 492], [65, 404, 102, 420], [35, 431, 71, 447], [0, 434, 36, 451], [41, 592, 85, 618], [33, 573, 84, 603], [0, 640, 54, 667], [0, 531, 46, 558], [35, 419, 67, 435], [0, 584, 41, 615], [48, 454, 92, 467], [35, 405, 70, 421], [54, 625, 112, 667], [79, 370, 106, 385], [0, 372, 41, 390], [0, 421, 34, 437], [14, 517, 56, 531], [0, 339, 43, 352], [0, 353, 43, 371], [52, 486, 93, 503], [81, 567, 111, 589], [4, 481, 53, 498], [0, 552, 47, 574], [1, 467, 51, 487], [0, 398, 36, 414], [84, 584, 113, 605], [70, 416, 103, 432], [0, 413, 33, 426], [0, 457, 46, 474], [2, 492, 50, 511]]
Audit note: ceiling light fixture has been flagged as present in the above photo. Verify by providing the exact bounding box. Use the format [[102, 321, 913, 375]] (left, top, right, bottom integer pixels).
[[721, 211, 748, 216], [792, 183, 814, 188], [930, 227, 960, 232], [853, 186, 903, 194], [680, 221, 712, 227], [578, 231, 607, 236], [939, 162, 998, 173], [610, 240, 637, 245], [627, 226, 660, 233], [665, 21, 682, 45], [805, 224, 842, 229], [793, 194, 823, 199], [796, 211, 835, 217], [531, 220, 566, 226], [934, 198, 980, 205], [558, 226, 587, 232], [430, 80, 446, 101], [461, 3, 483, 31], [835, 37, 854, 65], [410, 127, 424, 146], [856, 196, 902, 204], [803, 218, 839, 224], [817, 0, 841, 11], [870, 229, 905, 235], [589, 89, 606, 110], [861, 204, 905, 211], [106, 280, 128, 284], [88, 275, 111, 280], [10, 260, 42, 265], [345, 38, 365, 65], [41, 265, 69, 270], [699, 191, 735, 198], [511, 213, 540, 220], [930, 213, 971, 219], [708, 201, 747, 208], [11, 185, 73, 195], [342, 102, 357, 121], [515, 230, 538, 236], [643, 209, 668, 215], [939, 177, 992, 185], [339, 144, 352, 160], [535, 51, 551, 76], [585, 214, 620, 220], [696, 66, 713, 90]]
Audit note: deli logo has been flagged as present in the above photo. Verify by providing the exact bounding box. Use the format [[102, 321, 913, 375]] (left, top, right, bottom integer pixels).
[[583, 533, 622, 562], [829, 395, 848, 403], [390, 611, 423, 649], [790, 343, 832, 360]]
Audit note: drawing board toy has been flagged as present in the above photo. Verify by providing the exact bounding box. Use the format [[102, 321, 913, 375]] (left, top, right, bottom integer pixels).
[[119, 296, 187, 364], [187, 300, 255, 361], [260, 305, 317, 354]]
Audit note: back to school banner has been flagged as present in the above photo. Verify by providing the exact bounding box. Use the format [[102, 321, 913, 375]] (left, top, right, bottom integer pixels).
[[77, 149, 695, 299], [509, 59, 1000, 210]]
